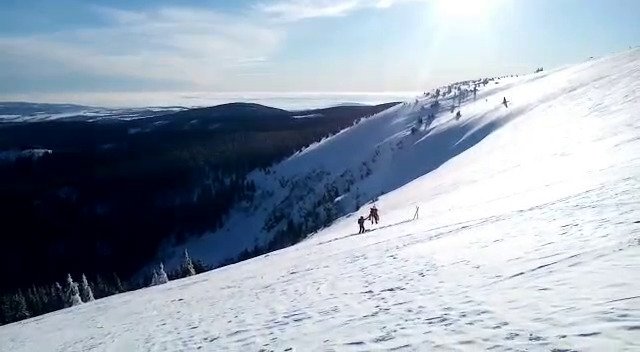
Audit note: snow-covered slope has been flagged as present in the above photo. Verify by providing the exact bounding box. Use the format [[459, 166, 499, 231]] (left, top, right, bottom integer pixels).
[[171, 49, 638, 270], [2, 49, 639, 351]]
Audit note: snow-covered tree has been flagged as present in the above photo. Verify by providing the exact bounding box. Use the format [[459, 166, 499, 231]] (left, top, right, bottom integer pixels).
[[11, 291, 30, 321], [25, 287, 43, 315], [149, 263, 169, 286], [80, 274, 95, 302], [0, 295, 9, 325], [112, 273, 124, 293], [65, 274, 82, 307], [149, 270, 159, 287], [182, 249, 196, 277], [52, 282, 65, 310], [157, 263, 169, 284], [94, 275, 109, 298]]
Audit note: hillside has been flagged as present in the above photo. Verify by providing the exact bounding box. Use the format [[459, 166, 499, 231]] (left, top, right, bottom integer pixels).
[[0, 102, 397, 294], [1, 49, 639, 351], [169, 49, 638, 272]]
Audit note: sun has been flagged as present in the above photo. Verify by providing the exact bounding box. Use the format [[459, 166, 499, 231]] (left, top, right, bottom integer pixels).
[[433, 0, 500, 20]]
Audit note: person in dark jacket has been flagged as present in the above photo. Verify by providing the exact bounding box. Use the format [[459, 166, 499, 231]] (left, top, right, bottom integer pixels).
[[358, 216, 366, 234], [368, 205, 379, 224], [502, 97, 509, 108]]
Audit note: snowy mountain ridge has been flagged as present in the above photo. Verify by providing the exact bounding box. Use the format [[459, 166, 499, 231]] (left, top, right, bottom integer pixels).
[[173, 49, 639, 270], [1, 49, 639, 351]]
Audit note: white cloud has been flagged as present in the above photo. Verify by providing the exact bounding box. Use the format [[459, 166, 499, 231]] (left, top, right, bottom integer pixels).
[[256, 0, 426, 21], [257, 0, 360, 20], [0, 6, 284, 90], [0, 1, 435, 96]]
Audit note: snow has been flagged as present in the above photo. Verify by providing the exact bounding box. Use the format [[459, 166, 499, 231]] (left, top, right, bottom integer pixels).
[[1, 49, 640, 351], [0, 107, 189, 123], [0, 149, 52, 162], [173, 49, 638, 270], [0, 115, 21, 121], [292, 113, 323, 119]]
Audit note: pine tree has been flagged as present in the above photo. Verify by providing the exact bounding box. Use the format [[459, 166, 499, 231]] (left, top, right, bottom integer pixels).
[[112, 273, 124, 293], [192, 259, 208, 274], [65, 274, 82, 307], [94, 275, 109, 298], [52, 282, 65, 310], [12, 290, 30, 321], [0, 294, 10, 325], [182, 249, 196, 277], [80, 274, 95, 302], [150, 270, 159, 287], [157, 263, 169, 284], [25, 287, 43, 317], [37, 286, 50, 314]]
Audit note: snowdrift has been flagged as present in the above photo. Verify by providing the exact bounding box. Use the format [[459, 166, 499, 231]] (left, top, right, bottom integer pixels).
[[1, 49, 639, 351]]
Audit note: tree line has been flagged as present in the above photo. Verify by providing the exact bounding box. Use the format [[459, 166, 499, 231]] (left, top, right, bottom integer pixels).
[[0, 249, 201, 325], [0, 103, 397, 296]]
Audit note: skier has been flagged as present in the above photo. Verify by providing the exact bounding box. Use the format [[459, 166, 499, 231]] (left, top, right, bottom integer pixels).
[[368, 205, 379, 225], [502, 97, 509, 108], [358, 216, 366, 234], [455, 111, 462, 120]]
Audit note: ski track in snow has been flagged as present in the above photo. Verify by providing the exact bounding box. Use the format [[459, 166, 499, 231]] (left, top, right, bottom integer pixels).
[[1, 50, 640, 351]]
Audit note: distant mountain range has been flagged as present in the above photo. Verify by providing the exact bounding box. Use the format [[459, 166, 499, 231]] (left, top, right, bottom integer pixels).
[[0, 101, 378, 124], [0, 102, 187, 123]]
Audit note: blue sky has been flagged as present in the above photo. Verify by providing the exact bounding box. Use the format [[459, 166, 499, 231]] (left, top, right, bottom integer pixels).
[[0, 0, 638, 105]]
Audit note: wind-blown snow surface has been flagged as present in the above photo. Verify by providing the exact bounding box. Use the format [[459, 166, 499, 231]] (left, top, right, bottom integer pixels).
[[2, 50, 640, 351]]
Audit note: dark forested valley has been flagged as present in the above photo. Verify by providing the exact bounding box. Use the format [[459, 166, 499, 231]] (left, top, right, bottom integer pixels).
[[0, 102, 397, 301]]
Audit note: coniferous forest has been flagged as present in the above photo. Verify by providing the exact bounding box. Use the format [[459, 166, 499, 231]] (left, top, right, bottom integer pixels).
[[0, 102, 398, 325]]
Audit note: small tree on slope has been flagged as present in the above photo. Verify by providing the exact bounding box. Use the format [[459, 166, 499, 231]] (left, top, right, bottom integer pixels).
[[11, 291, 30, 321], [25, 287, 43, 315], [150, 270, 159, 287], [94, 275, 110, 298], [0, 294, 9, 324], [113, 273, 124, 293], [157, 263, 169, 284], [52, 282, 65, 310], [65, 274, 82, 307], [182, 249, 196, 277], [80, 274, 95, 302]]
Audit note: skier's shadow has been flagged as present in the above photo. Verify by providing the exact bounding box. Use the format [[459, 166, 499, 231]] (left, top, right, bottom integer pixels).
[[317, 219, 415, 246]]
